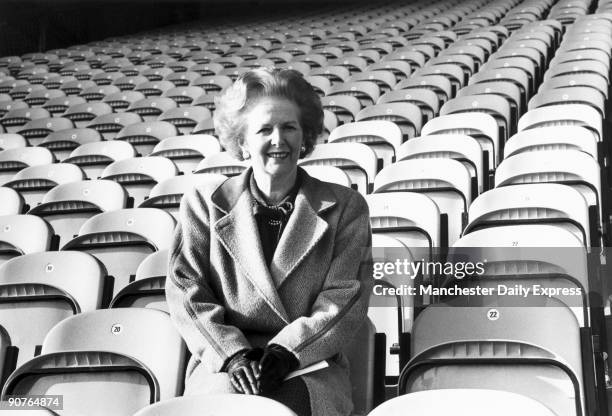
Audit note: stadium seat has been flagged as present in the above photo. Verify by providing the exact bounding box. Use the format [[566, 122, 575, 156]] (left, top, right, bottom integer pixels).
[[0, 251, 106, 367], [421, 113, 499, 170], [1, 108, 50, 134], [300, 165, 351, 188], [149, 134, 221, 174], [109, 248, 169, 311], [3, 163, 85, 208], [102, 90, 146, 111], [0, 147, 55, 185], [194, 151, 249, 176], [1, 308, 186, 416], [28, 179, 128, 248], [517, 104, 602, 142], [0, 214, 54, 264], [42, 95, 86, 116], [62, 102, 113, 129], [368, 389, 558, 416], [399, 302, 585, 416], [61, 208, 175, 297], [100, 156, 178, 206], [377, 88, 439, 126], [320, 95, 362, 124], [504, 126, 598, 162], [63, 140, 136, 179], [0, 134, 26, 151], [87, 112, 143, 140], [494, 150, 603, 246], [327, 120, 402, 168], [366, 191, 440, 255], [397, 134, 485, 195], [39, 128, 102, 161], [133, 394, 296, 416], [139, 173, 226, 217], [127, 97, 177, 122], [115, 121, 179, 156], [157, 106, 212, 135], [374, 159, 472, 247], [17, 117, 74, 146], [299, 142, 378, 194], [0, 187, 24, 215]]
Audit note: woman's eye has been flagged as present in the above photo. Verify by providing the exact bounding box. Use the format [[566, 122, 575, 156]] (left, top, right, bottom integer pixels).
[[258, 127, 272, 134]]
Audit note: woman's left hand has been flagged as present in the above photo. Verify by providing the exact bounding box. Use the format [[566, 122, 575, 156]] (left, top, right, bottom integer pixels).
[[258, 344, 299, 393]]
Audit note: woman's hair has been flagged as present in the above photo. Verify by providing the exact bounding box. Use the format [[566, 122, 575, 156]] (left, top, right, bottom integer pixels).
[[213, 68, 323, 160]]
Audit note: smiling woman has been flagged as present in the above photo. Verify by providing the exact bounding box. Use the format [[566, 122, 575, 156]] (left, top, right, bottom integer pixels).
[[166, 68, 373, 416]]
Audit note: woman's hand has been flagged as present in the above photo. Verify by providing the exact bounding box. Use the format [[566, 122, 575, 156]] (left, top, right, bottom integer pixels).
[[226, 349, 263, 395], [258, 344, 299, 394]]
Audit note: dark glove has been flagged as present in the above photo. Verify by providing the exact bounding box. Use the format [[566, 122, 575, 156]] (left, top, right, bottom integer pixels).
[[225, 348, 263, 395], [258, 344, 299, 394]]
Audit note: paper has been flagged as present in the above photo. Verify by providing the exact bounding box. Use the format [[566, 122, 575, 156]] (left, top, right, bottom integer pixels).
[[284, 360, 329, 381]]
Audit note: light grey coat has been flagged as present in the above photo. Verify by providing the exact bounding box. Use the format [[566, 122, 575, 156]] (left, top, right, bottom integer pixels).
[[166, 167, 373, 416]]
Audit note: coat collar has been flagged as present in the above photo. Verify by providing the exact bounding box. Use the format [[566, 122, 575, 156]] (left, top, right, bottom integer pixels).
[[211, 167, 336, 322]]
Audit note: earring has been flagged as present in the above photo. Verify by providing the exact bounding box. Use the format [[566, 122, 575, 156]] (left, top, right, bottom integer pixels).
[[242, 149, 250, 160], [300, 145, 306, 157]]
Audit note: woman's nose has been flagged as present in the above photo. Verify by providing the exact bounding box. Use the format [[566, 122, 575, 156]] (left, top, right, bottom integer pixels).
[[270, 127, 283, 145]]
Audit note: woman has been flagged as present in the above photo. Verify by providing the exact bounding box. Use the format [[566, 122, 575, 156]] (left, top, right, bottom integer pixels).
[[166, 68, 373, 416]]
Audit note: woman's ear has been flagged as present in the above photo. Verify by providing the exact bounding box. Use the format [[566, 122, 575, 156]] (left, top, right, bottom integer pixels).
[[240, 145, 251, 160]]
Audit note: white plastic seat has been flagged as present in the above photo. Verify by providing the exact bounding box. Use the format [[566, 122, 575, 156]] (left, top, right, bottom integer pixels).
[[139, 173, 226, 218], [115, 121, 180, 156], [101, 156, 178, 206], [504, 126, 598, 161], [355, 103, 422, 141], [0, 133, 27, 151], [0, 251, 105, 367], [194, 151, 249, 176], [64, 140, 136, 179], [300, 166, 351, 188], [133, 394, 296, 416], [39, 128, 102, 161], [1, 308, 186, 416], [28, 179, 128, 248], [0, 147, 54, 185], [0, 215, 53, 264], [374, 159, 472, 246], [0, 187, 24, 215], [368, 389, 558, 416], [328, 121, 402, 169], [517, 104, 602, 142], [465, 183, 591, 246], [452, 224, 589, 325], [61, 208, 175, 296], [3, 163, 85, 209], [110, 249, 170, 311], [494, 150, 602, 242], [400, 301, 584, 416], [86, 111, 143, 140], [398, 134, 485, 195], [298, 143, 378, 195], [366, 192, 440, 255], [421, 113, 499, 169], [149, 134, 222, 174]]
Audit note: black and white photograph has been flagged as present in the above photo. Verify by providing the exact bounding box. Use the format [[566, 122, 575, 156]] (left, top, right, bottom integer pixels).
[[0, 0, 611, 414]]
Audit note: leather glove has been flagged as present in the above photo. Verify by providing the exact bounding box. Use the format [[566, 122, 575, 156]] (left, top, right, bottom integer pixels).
[[225, 348, 263, 395], [258, 344, 299, 394]]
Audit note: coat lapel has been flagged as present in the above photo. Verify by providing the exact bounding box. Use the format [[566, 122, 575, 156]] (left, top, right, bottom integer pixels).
[[212, 171, 289, 323], [211, 168, 337, 321], [270, 170, 336, 288]]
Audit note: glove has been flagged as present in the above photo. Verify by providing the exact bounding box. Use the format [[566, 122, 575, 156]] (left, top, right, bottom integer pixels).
[[225, 348, 263, 395], [258, 344, 299, 394]]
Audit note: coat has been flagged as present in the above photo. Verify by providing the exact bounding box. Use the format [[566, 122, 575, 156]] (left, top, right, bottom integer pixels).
[[165, 167, 373, 416]]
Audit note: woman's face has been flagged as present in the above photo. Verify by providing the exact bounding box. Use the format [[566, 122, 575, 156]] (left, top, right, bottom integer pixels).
[[241, 96, 303, 182]]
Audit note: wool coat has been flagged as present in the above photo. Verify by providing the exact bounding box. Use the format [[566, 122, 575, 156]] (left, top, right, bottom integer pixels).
[[166, 167, 373, 416]]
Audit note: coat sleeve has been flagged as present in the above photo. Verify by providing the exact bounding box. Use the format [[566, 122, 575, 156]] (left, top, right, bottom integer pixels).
[[269, 190, 374, 367], [165, 186, 252, 373]]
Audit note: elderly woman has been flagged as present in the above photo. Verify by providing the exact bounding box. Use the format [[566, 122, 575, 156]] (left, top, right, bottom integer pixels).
[[166, 68, 372, 416]]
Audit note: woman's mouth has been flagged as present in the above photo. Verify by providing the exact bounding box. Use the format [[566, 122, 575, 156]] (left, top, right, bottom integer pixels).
[[267, 152, 290, 159]]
